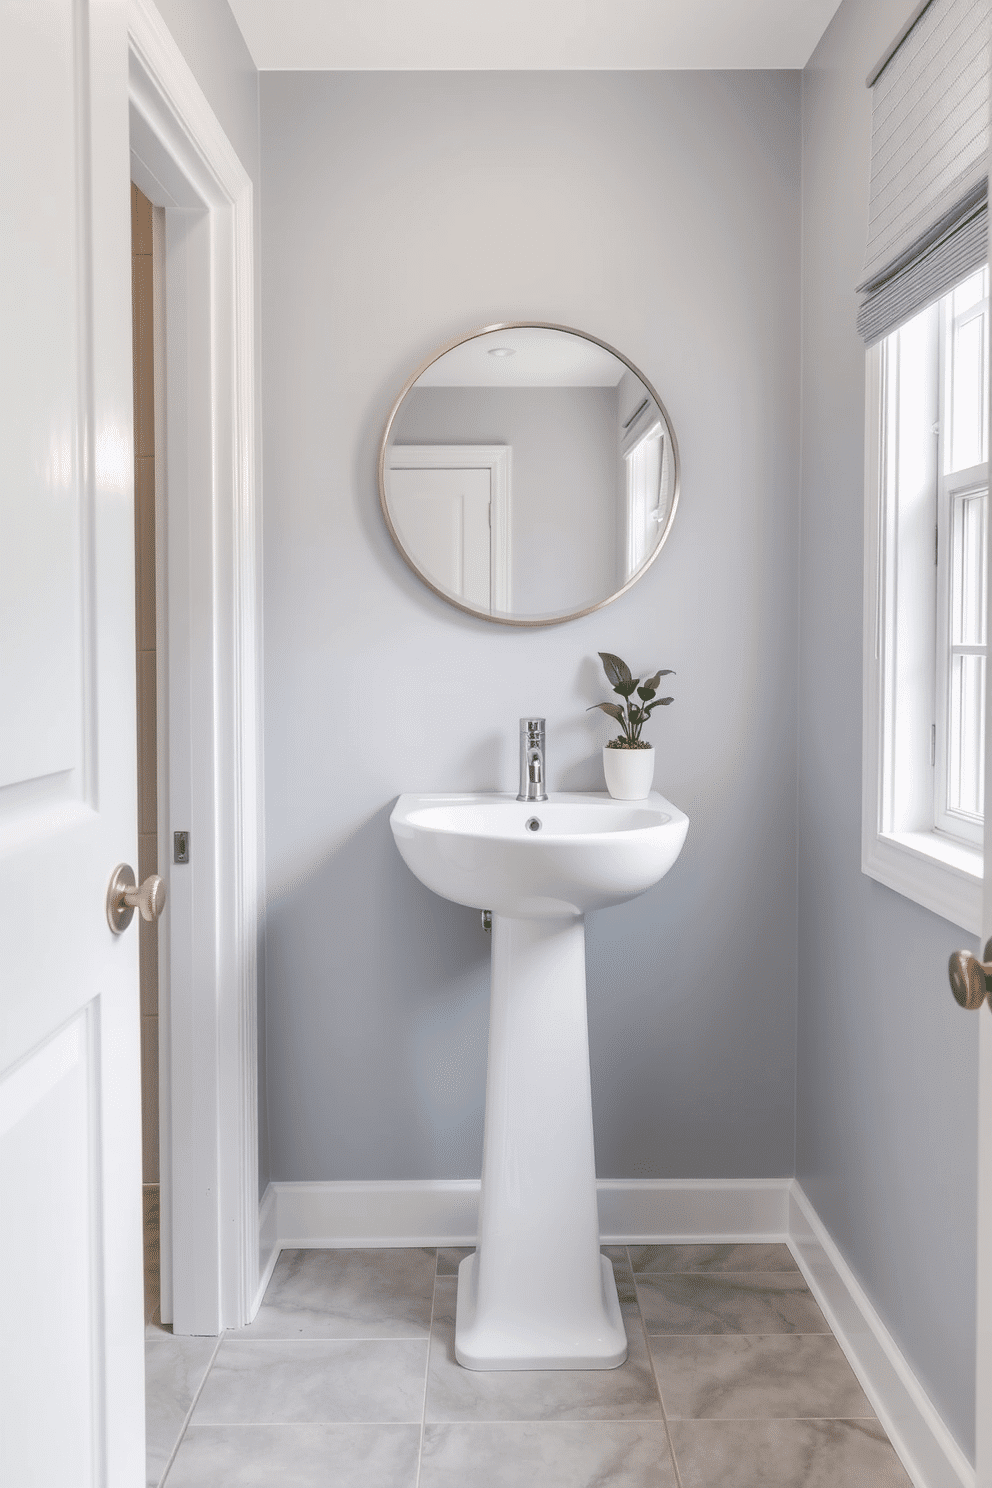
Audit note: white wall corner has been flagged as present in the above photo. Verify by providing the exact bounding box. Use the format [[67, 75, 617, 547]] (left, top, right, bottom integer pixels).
[[788, 1183, 973, 1488]]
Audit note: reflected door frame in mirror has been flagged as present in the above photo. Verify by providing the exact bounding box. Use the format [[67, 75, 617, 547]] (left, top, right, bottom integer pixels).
[[378, 322, 680, 626]]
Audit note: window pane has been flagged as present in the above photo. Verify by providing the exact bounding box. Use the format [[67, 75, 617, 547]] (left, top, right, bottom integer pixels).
[[949, 267, 989, 473], [625, 425, 663, 580], [953, 268, 986, 319], [948, 652, 985, 820], [951, 489, 988, 648]]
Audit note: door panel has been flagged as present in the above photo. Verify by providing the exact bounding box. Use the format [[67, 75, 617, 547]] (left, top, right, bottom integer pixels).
[[389, 465, 492, 609], [0, 1, 145, 1482], [0, 0, 87, 796], [0, 1015, 98, 1484]]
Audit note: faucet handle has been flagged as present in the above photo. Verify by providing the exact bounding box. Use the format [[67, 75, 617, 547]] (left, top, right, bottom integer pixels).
[[520, 716, 545, 736]]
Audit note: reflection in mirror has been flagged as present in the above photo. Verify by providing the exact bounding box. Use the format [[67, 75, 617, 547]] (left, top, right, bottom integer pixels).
[[379, 325, 678, 625]]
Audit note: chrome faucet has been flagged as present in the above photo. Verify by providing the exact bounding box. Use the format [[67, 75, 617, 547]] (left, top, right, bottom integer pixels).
[[517, 718, 548, 803]]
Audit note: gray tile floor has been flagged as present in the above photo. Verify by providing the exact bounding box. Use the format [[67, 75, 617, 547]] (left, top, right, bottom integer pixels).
[[144, 1224, 915, 1487]]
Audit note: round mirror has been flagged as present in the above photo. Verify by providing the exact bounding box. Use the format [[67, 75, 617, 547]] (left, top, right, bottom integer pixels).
[[378, 323, 679, 626]]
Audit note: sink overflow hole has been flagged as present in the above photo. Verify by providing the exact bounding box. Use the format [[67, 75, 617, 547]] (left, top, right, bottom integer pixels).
[[526, 817, 542, 832]]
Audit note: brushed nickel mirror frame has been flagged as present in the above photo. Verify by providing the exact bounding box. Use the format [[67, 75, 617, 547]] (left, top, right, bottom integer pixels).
[[378, 321, 681, 627]]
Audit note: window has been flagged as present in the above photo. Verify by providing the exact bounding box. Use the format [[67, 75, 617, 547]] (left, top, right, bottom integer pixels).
[[863, 267, 989, 931], [623, 417, 665, 581], [936, 270, 989, 845]]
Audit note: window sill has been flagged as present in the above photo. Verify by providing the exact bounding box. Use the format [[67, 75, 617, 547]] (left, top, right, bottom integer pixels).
[[862, 828, 981, 934]]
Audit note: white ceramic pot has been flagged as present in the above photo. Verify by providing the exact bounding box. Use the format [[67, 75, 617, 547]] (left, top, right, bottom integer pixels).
[[603, 745, 655, 800]]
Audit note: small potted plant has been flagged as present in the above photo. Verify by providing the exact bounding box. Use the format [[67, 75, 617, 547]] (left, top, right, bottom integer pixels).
[[588, 651, 674, 800]]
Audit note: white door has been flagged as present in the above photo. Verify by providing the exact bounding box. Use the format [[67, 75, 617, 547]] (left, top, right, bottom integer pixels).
[[965, 185, 992, 1488], [972, 163, 992, 1488], [979, 968, 992, 1485], [389, 465, 493, 609], [0, 3, 145, 1484]]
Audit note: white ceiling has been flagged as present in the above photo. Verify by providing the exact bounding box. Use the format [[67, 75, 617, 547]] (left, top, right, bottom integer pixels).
[[227, 0, 845, 72], [415, 328, 627, 388]]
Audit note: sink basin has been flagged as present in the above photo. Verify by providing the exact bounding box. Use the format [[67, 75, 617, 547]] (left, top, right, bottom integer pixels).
[[390, 791, 689, 919], [389, 788, 689, 1372]]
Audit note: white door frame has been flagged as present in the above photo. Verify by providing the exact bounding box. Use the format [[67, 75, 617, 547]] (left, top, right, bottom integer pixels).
[[389, 445, 511, 613], [127, 0, 263, 1334], [978, 1006, 991, 1485], [977, 196, 992, 1488]]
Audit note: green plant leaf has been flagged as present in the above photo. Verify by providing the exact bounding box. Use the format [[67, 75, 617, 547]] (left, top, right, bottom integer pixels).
[[598, 652, 632, 691], [586, 701, 626, 724], [614, 677, 638, 698], [645, 697, 674, 712]]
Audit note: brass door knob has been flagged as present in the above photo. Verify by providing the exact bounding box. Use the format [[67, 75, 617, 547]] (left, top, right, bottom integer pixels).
[[948, 939, 992, 1011], [106, 863, 167, 935]]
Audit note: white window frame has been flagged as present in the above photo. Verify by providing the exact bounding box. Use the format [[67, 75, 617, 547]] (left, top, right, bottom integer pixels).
[[934, 465, 988, 845], [934, 276, 989, 847], [621, 399, 670, 584], [862, 303, 984, 934]]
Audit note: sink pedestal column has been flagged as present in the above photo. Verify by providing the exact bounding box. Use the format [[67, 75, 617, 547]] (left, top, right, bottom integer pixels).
[[455, 913, 627, 1370]]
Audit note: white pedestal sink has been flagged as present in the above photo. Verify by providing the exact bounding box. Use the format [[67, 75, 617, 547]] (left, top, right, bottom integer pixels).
[[389, 791, 689, 1370]]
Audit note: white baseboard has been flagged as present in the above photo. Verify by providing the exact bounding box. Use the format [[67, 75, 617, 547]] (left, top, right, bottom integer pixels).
[[597, 1177, 790, 1241], [251, 1175, 972, 1488], [259, 1176, 791, 1251], [269, 1179, 482, 1248], [253, 1182, 279, 1315], [788, 1183, 973, 1488]]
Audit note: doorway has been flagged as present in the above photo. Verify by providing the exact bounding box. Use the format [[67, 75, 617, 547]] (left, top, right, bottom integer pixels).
[[128, 0, 265, 1341]]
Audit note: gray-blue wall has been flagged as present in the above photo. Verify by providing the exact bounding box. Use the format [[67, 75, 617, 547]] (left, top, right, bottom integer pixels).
[[150, 8, 980, 1460], [798, 0, 979, 1458], [259, 70, 802, 1185]]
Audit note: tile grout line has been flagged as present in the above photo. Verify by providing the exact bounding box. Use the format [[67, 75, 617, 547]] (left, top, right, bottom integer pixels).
[[157, 1331, 225, 1487], [627, 1249, 685, 1488], [413, 1249, 441, 1488], [662, 1416, 882, 1423], [207, 1334, 433, 1344], [644, 1331, 833, 1338], [633, 1270, 806, 1279], [168, 1420, 436, 1428]]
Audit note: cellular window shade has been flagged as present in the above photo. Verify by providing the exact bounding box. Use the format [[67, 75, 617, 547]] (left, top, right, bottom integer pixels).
[[857, 0, 990, 345]]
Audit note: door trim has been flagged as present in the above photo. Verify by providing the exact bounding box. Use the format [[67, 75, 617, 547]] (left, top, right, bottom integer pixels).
[[127, 0, 263, 1333], [976, 156, 992, 1488]]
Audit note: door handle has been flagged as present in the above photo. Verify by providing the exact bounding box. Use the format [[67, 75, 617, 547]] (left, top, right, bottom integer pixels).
[[948, 939, 992, 1011], [106, 863, 167, 935]]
